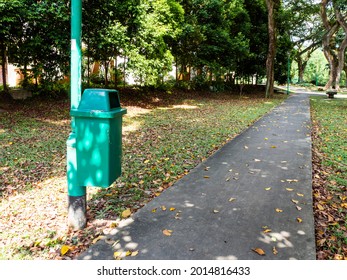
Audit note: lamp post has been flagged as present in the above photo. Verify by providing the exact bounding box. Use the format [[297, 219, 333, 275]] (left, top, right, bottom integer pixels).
[[67, 0, 86, 230], [287, 52, 291, 95]]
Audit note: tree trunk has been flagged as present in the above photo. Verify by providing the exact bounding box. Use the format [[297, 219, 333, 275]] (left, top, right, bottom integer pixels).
[[265, 0, 276, 98], [114, 56, 118, 86], [321, 0, 339, 90], [104, 61, 109, 87], [335, 4, 347, 90], [0, 41, 8, 91], [297, 56, 304, 83]]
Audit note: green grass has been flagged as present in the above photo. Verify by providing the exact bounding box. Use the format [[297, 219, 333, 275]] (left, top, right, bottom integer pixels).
[[310, 97, 347, 188], [310, 96, 347, 259], [0, 91, 286, 259]]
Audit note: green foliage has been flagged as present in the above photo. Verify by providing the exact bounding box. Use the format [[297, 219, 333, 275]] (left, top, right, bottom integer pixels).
[[1, 0, 320, 91], [7, 0, 70, 84]]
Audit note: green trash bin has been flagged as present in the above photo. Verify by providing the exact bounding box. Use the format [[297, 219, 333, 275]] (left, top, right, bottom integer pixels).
[[70, 89, 127, 187]]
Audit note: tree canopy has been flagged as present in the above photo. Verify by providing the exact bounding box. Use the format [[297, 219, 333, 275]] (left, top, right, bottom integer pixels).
[[0, 0, 346, 92]]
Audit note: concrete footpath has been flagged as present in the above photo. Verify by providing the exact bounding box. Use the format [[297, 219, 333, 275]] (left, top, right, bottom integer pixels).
[[77, 93, 316, 260]]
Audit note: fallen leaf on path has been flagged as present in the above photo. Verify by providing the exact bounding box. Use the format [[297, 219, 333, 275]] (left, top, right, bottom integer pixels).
[[263, 229, 272, 233], [291, 199, 299, 204], [163, 229, 173, 236], [213, 209, 220, 214], [204, 176, 210, 179], [122, 209, 132, 218], [275, 208, 283, 213], [296, 206, 302, 211], [286, 188, 294, 192], [110, 222, 118, 228], [271, 146, 277, 148], [60, 245, 70, 256], [265, 187, 272, 191], [229, 197, 236, 202], [161, 206, 167, 211], [297, 193, 304, 197], [287, 179, 299, 183], [272, 247, 278, 255], [152, 208, 157, 213], [252, 248, 266, 256], [170, 207, 176, 211], [131, 251, 139, 257], [297, 218, 303, 223], [114, 252, 122, 259], [92, 236, 104, 244]]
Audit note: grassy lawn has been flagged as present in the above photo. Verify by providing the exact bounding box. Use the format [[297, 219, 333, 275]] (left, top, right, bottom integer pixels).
[[310, 96, 347, 260], [0, 90, 286, 260]]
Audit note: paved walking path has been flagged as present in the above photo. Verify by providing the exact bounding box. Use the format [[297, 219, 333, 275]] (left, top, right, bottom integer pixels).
[[77, 92, 316, 260]]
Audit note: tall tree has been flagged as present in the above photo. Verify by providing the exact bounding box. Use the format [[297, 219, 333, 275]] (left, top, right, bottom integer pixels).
[[265, 0, 278, 98], [0, 0, 25, 90], [320, 0, 347, 90]]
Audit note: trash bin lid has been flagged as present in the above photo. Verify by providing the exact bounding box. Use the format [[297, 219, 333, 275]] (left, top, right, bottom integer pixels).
[[78, 88, 121, 111]]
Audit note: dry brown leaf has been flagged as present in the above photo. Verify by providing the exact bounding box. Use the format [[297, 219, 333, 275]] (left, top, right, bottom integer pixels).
[[110, 222, 118, 228], [252, 248, 266, 256], [114, 251, 122, 259], [286, 179, 299, 183], [316, 203, 324, 211], [163, 229, 173, 236], [131, 251, 139, 257], [334, 254, 344, 260], [60, 245, 70, 256], [121, 209, 132, 218], [204, 176, 210, 179], [92, 236, 104, 244]]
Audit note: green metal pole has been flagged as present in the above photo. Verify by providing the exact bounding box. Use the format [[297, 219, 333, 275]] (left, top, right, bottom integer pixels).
[[287, 54, 290, 95], [67, 0, 86, 230]]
